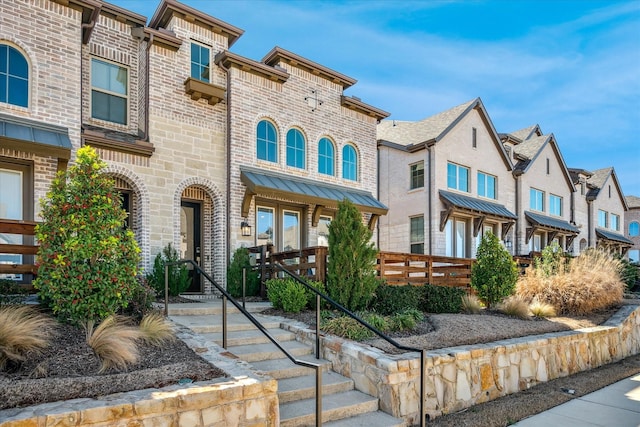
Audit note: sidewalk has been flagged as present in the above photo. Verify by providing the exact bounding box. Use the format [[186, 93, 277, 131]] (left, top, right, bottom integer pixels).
[[513, 374, 640, 426]]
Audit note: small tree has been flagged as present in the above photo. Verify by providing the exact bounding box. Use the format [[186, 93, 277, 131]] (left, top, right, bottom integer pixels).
[[34, 146, 141, 325], [471, 232, 518, 308], [227, 247, 260, 298], [145, 243, 191, 297], [326, 199, 379, 311]]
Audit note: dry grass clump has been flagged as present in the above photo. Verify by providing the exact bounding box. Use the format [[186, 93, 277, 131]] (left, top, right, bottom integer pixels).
[[139, 312, 175, 346], [0, 306, 55, 370], [517, 249, 624, 315], [529, 299, 556, 318], [497, 296, 530, 319], [461, 294, 483, 314], [85, 315, 142, 373]]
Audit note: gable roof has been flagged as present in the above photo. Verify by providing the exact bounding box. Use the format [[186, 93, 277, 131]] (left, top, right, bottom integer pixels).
[[509, 124, 542, 142], [377, 98, 513, 169], [585, 167, 628, 209], [512, 133, 575, 191]]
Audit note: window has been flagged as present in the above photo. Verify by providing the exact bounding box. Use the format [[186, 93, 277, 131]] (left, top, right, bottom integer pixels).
[[282, 210, 300, 251], [0, 44, 28, 107], [190, 42, 210, 83], [629, 249, 639, 264], [445, 218, 467, 258], [472, 127, 477, 148], [581, 181, 585, 195], [91, 58, 127, 125], [410, 216, 424, 254], [447, 162, 469, 192], [608, 185, 611, 198], [598, 209, 607, 228], [257, 120, 277, 162], [256, 204, 303, 251], [546, 158, 550, 175], [477, 172, 496, 199], [549, 194, 562, 216], [410, 162, 424, 190], [530, 233, 542, 252], [318, 137, 334, 176], [256, 207, 274, 246], [630, 222, 639, 237], [286, 129, 305, 169], [342, 145, 357, 181], [530, 188, 544, 211], [317, 216, 331, 246], [611, 214, 619, 231]]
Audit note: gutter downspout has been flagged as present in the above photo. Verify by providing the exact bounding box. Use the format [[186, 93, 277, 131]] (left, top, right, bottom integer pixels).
[[513, 170, 522, 255], [218, 59, 232, 279], [143, 33, 153, 142], [427, 144, 433, 254], [80, 5, 102, 147]]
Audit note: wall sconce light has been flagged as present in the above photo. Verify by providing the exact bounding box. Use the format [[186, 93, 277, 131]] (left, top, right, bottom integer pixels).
[[241, 218, 251, 237], [505, 239, 512, 249]]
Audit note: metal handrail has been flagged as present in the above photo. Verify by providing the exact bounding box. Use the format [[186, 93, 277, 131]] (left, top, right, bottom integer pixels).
[[164, 260, 324, 426], [270, 260, 427, 427]]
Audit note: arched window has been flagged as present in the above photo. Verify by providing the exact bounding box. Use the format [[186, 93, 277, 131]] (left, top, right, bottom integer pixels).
[[286, 128, 305, 169], [318, 137, 335, 176], [256, 120, 277, 162], [0, 44, 29, 107], [630, 221, 639, 237], [342, 144, 357, 181]]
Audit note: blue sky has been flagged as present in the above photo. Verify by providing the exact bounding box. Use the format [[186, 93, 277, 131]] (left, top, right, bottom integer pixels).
[[113, 0, 640, 196]]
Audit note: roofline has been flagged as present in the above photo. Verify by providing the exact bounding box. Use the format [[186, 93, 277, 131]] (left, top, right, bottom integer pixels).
[[149, 0, 244, 47], [518, 134, 576, 192], [262, 46, 357, 89], [214, 51, 289, 83], [131, 26, 182, 50], [567, 167, 593, 178], [100, 0, 146, 26], [341, 96, 390, 122]]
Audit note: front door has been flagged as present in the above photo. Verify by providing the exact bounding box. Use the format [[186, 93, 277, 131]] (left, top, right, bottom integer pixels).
[[180, 201, 201, 292]]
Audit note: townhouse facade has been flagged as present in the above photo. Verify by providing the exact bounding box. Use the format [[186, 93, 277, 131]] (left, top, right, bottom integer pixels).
[[0, 0, 387, 291], [626, 196, 640, 264], [378, 100, 631, 260]]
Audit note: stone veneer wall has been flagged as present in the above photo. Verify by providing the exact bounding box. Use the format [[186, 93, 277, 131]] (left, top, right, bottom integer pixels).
[[0, 325, 279, 427], [285, 305, 640, 425]]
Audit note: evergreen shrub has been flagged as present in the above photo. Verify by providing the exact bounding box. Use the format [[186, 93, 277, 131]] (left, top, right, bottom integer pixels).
[[419, 284, 465, 313], [227, 247, 260, 297], [471, 232, 519, 308], [371, 284, 422, 315], [145, 243, 191, 297]]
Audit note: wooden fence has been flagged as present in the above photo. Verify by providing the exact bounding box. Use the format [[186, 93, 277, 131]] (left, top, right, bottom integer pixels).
[[377, 251, 473, 289], [0, 219, 39, 284]]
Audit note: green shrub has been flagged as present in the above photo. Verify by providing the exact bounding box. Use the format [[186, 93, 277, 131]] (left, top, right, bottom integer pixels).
[[227, 247, 260, 298], [616, 255, 639, 291], [266, 278, 307, 313], [370, 284, 422, 315], [34, 146, 140, 325], [533, 242, 569, 277], [420, 284, 465, 313], [327, 199, 380, 311], [321, 316, 373, 340], [304, 280, 327, 310], [119, 278, 156, 320], [145, 243, 191, 297], [471, 232, 519, 308], [388, 309, 423, 331], [321, 309, 422, 341], [0, 279, 28, 306], [361, 311, 388, 331]]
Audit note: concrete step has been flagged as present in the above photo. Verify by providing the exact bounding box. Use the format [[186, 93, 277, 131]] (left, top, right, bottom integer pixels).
[[165, 301, 271, 316], [226, 339, 313, 363], [279, 390, 380, 427], [251, 354, 331, 380], [323, 411, 407, 427], [201, 327, 296, 347], [278, 371, 354, 403], [170, 313, 281, 333]]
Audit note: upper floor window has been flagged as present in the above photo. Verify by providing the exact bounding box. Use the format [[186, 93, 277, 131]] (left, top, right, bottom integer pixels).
[[630, 222, 639, 237], [472, 127, 477, 149], [549, 194, 562, 216], [477, 172, 496, 199], [546, 158, 550, 175], [611, 214, 620, 231], [410, 161, 424, 189], [410, 216, 424, 254], [530, 188, 544, 212], [342, 145, 358, 181], [447, 162, 469, 192], [257, 120, 277, 162], [598, 209, 607, 228], [91, 58, 127, 125], [318, 137, 334, 176], [0, 44, 28, 107], [190, 42, 210, 83], [286, 128, 305, 169]]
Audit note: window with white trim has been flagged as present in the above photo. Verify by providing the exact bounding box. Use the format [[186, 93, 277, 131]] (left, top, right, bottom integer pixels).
[[91, 58, 128, 125], [190, 42, 210, 83], [611, 214, 619, 231], [477, 172, 496, 199], [530, 188, 544, 212], [549, 194, 562, 216], [410, 216, 424, 254], [0, 44, 28, 107], [286, 128, 305, 169], [410, 161, 424, 190], [598, 209, 607, 228], [342, 145, 357, 181], [447, 162, 469, 192]]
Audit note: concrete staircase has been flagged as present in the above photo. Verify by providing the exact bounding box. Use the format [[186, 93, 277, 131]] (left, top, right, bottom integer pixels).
[[168, 301, 405, 427]]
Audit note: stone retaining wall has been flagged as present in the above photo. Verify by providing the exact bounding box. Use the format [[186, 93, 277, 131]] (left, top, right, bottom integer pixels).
[[287, 305, 640, 425], [0, 325, 279, 427]]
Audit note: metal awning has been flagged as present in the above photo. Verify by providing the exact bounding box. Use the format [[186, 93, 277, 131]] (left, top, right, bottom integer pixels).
[[0, 113, 72, 163], [439, 190, 516, 238], [595, 228, 633, 246], [525, 211, 579, 233], [240, 166, 388, 223]]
